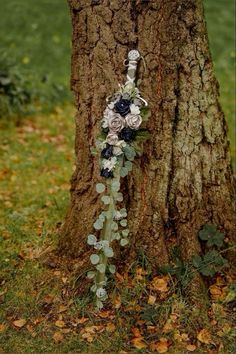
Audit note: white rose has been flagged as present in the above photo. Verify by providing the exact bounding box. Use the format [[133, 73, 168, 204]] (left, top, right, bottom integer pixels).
[[102, 156, 117, 171], [130, 103, 140, 115], [106, 132, 119, 145], [101, 107, 114, 128], [96, 288, 107, 298], [125, 113, 142, 130], [108, 112, 125, 133]]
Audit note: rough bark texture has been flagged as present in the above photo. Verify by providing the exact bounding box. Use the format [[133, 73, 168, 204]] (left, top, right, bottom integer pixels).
[[59, 0, 235, 275]]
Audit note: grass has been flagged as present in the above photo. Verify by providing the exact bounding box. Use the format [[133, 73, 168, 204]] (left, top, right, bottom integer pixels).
[[0, 0, 235, 353]]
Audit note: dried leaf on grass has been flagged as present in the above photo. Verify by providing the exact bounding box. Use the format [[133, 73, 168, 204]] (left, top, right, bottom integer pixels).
[[13, 319, 27, 328], [197, 329, 212, 344], [150, 337, 169, 353], [53, 331, 64, 343]]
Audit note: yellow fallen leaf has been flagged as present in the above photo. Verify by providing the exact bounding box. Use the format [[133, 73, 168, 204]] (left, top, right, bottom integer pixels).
[[197, 329, 212, 344], [13, 319, 27, 328], [53, 331, 64, 343], [76, 317, 89, 324], [106, 323, 116, 332], [0, 324, 6, 332], [26, 324, 37, 337], [186, 344, 197, 352], [131, 327, 142, 337], [148, 295, 156, 305], [55, 320, 65, 328], [58, 305, 68, 313], [151, 276, 169, 292], [163, 321, 174, 333], [150, 337, 169, 353], [131, 337, 147, 349]]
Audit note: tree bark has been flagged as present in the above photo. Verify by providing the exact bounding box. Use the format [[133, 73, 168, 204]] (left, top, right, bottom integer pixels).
[[59, 0, 235, 277]]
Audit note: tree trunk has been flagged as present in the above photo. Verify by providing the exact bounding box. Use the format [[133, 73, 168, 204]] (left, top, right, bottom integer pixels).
[[59, 0, 235, 279]]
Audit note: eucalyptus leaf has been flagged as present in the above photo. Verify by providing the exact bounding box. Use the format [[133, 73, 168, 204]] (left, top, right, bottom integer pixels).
[[96, 263, 106, 273], [116, 192, 123, 202], [101, 195, 111, 205], [96, 183, 106, 193], [87, 234, 97, 245], [124, 161, 133, 171], [112, 221, 118, 231], [90, 254, 100, 265], [109, 264, 116, 274], [120, 208, 127, 217], [96, 299, 104, 310], [104, 247, 114, 258], [91, 284, 97, 292], [111, 181, 120, 192], [87, 271, 96, 279], [120, 238, 129, 246], [122, 229, 129, 237], [120, 219, 127, 227], [93, 219, 103, 230], [120, 167, 129, 177], [123, 145, 136, 161]]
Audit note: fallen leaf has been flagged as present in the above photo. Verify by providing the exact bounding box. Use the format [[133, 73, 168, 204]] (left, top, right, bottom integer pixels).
[[131, 337, 147, 349], [0, 324, 6, 333], [58, 305, 68, 313], [131, 327, 142, 337], [162, 321, 174, 333], [53, 331, 64, 343], [150, 337, 169, 353], [106, 323, 116, 332], [151, 276, 169, 292], [76, 317, 89, 324], [13, 319, 27, 328], [197, 329, 212, 344], [186, 344, 196, 352], [148, 295, 157, 305], [26, 324, 37, 337], [55, 320, 65, 328]]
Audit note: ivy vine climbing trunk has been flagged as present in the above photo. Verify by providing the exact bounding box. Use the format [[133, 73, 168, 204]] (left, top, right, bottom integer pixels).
[[59, 0, 235, 290]]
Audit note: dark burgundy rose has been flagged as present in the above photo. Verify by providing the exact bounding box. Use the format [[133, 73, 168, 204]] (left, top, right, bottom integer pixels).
[[119, 127, 136, 142], [114, 98, 131, 117], [101, 144, 113, 159], [100, 168, 113, 178]]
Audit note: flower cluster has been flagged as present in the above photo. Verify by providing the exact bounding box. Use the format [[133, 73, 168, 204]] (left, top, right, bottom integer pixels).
[[100, 91, 145, 178]]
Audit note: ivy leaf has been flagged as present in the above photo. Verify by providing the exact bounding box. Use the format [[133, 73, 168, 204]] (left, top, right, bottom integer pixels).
[[96, 264, 106, 273], [109, 264, 116, 274], [120, 167, 129, 177], [96, 183, 105, 193], [96, 299, 104, 310], [199, 224, 224, 247], [90, 254, 100, 265], [120, 219, 127, 227], [120, 238, 129, 246], [101, 195, 111, 205], [87, 234, 97, 245]]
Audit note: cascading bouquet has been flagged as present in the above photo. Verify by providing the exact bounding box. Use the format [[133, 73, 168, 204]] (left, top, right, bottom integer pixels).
[[87, 50, 150, 309]]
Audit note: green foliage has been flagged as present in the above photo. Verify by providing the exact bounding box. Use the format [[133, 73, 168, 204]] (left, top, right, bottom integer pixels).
[[192, 224, 228, 276], [199, 224, 225, 247], [0, 54, 34, 118], [192, 250, 228, 277], [96, 183, 106, 193]]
